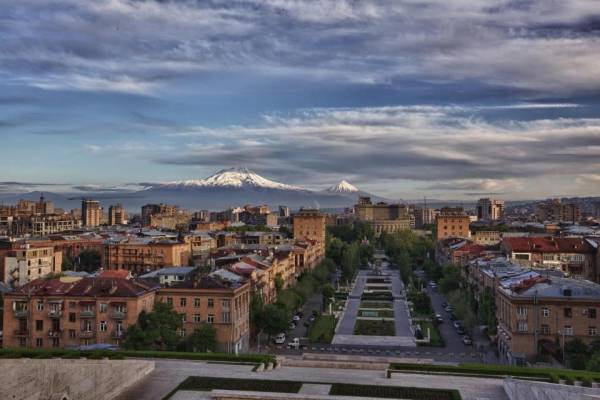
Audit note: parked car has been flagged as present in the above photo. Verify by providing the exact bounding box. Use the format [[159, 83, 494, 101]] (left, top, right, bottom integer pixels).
[[462, 335, 473, 345], [444, 305, 453, 312], [292, 315, 301, 322], [449, 313, 457, 321], [428, 281, 436, 287], [296, 311, 304, 318], [274, 333, 286, 345], [309, 314, 317, 322], [435, 314, 443, 323], [456, 326, 466, 335], [441, 302, 448, 308], [452, 320, 462, 330], [287, 337, 309, 350]]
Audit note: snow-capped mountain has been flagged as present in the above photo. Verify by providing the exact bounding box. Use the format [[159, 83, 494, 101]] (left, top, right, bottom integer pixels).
[[150, 167, 303, 191], [326, 180, 359, 193]]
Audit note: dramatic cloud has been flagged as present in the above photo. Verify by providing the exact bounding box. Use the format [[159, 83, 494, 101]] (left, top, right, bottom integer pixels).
[[2, 1, 600, 94], [153, 104, 600, 197]]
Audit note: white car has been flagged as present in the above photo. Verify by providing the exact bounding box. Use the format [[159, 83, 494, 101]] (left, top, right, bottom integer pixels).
[[292, 315, 301, 322], [274, 333, 286, 345]]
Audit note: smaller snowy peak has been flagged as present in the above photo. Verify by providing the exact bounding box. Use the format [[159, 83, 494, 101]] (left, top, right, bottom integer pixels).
[[326, 180, 359, 193]]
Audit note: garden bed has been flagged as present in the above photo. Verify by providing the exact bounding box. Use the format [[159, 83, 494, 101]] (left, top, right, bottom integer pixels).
[[167, 376, 302, 398], [354, 319, 395, 336], [416, 321, 444, 347], [360, 300, 393, 309], [358, 309, 395, 318], [361, 292, 393, 301], [329, 383, 461, 400]]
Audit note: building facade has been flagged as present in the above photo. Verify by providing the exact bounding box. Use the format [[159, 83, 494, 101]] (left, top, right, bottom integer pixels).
[[435, 207, 471, 240], [354, 197, 411, 236], [476, 198, 505, 221], [81, 200, 101, 227]]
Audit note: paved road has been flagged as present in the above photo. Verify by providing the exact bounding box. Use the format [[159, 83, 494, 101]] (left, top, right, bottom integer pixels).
[[118, 359, 508, 400], [427, 287, 473, 353]]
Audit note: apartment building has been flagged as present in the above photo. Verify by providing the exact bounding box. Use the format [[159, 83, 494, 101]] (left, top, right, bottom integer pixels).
[[0, 243, 62, 288], [502, 237, 597, 281], [156, 274, 251, 353], [476, 198, 505, 221], [105, 238, 191, 274], [354, 197, 411, 236], [473, 230, 502, 246], [2, 275, 158, 349], [435, 207, 471, 240], [293, 208, 327, 244], [536, 199, 581, 223], [108, 204, 128, 226], [82, 199, 102, 227], [293, 239, 325, 274], [496, 276, 600, 365], [141, 203, 181, 227], [414, 207, 437, 229]]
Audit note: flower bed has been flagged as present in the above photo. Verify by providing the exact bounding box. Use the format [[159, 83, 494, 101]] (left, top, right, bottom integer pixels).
[[360, 300, 394, 309], [329, 383, 461, 400], [354, 319, 395, 336]]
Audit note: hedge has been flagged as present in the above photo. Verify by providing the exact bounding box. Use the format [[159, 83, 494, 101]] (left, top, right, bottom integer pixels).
[[0, 348, 274, 365], [329, 383, 461, 400], [172, 376, 302, 395], [389, 362, 600, 384]]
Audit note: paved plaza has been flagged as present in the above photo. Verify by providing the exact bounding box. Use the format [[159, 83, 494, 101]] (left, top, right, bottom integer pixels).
[[332, 265, 416, 347], [117, 358, 508, 400]]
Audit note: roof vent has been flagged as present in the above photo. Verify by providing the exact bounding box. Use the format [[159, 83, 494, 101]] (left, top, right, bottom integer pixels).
[[563, 288, 572, 297]]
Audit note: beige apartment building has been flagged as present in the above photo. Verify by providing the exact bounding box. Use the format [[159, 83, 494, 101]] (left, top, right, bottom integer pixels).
[[105, 238, 191, 274], [496, 276, 600, 365], [435, 207, 471, 240], [476, 198, 504, 221], [293, 209, 326, 244], [3, 275, 158, 349], [157, 275, 251, 353], [108, 204, 128, 226], [81, 199, 102, 227], [0, 244, 62, 288], [354, 197, 411, 236]]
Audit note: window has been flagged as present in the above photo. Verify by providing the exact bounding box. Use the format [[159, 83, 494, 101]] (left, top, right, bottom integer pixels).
[[36, 320, 43, 331], [541, 324, 550, 335], [180, 297, 187, 307], [181, 314, 187, 323], [222, 299, 230, 309], [69, 312, 76, 322], [52, 338, 59, 348], [564, 325, 573, 336], [207, 314, 214, 324], [36, 338, 43, 347], [69, 329, 76, 339], [517, 306, 528, 317], [590, 326, 598, 336], [564, 308, 572, 318], [589, 309, 597, 319], [193, 298, 201, 308], [222, 312, 231, 323], [517, 321, 528, 332], [99, 303, 108, 313], [193, 314, 201, 323], [99, 321, 108, 332], [69, 301, 76, 309], [208, 298, 214, 308], [166, 297, 173, 306], [541, 307, 550, 317], [179, 328, 186, 337]]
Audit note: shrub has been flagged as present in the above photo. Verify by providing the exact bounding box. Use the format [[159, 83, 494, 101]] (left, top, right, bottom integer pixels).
[[176, 376, 302, 393], [329, 383, 461, 400]]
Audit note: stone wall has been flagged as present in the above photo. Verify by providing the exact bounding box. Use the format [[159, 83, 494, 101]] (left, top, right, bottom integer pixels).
[[0, 358, 154, 400], [503, 377, 600, 400]]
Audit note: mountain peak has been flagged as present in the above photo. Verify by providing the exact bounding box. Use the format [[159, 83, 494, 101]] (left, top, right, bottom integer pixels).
[[157, 167, 303, 191], [327, 180, 359, 193]]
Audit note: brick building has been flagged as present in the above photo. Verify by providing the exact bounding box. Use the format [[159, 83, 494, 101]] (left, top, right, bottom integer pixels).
[[435, 207, 471, 240]]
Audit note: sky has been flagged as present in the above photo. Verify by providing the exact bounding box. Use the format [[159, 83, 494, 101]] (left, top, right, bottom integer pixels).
[[1, 0, 600, 200]]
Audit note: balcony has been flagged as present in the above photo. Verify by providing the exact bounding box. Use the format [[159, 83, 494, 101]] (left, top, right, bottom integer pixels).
[[14, 309, 28, 318], [111, 330, 125, 339], [80, 310, 95, 318], [110, 310, 126, 319], [79, 331, 94, 339], [13, 329, 29, 336], [48, 310, 62, 319], [48, 330, 63, 338]]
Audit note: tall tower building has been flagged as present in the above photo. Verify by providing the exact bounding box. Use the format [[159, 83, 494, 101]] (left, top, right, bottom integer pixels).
[[82, 199, 101, 227], [476, 198, 505, 221], [108, 203, 127, 226]]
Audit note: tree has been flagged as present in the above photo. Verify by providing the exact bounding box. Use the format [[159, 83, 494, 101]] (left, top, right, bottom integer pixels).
[[123, 302, 183, 350], [185, 324, 217, 352], [274, 274, 284, 294], [586, 352, 600, 372], [398, 252, 411, 284], [412, 291, 433, 315], [439, 265, 461, 294], [322, 283, 335, 308], [565, 338, 588, 369], [77, 250, 102, 272], [261, 304, 290, 339], [479, 287, 497, 334]]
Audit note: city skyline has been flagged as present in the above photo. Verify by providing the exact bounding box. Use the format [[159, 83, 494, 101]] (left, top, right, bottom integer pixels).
[[2, 1, 600, 200]]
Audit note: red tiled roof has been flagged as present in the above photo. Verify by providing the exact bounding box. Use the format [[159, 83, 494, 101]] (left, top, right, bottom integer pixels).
[[503, 237, 595, 254], [98, 269, 131, 279], [10, 277, 159, 298]]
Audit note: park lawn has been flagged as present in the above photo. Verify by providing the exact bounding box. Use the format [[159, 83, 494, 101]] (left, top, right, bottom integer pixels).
[[417, 321, 444, 347], [308, 315, 337, 343], [354, 319, 395, 336]]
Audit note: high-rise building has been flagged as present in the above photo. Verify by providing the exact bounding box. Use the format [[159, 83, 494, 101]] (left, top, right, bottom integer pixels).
[[141, 203, 179, 227], [536, 199, 581, 223], [81, 199, 101, 227], [435, 207, 471, 240], [278, 205, 290, 218], [414, 207, 437, 228], [476, 198, 504, 221], [108, 204, 127, 226], [293, 209, 326, 244]]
